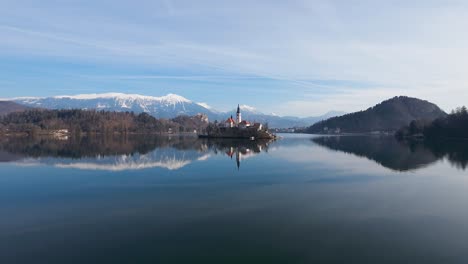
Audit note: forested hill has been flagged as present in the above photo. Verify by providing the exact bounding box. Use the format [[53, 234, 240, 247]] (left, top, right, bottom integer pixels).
[[0, 101, 29, 116], [304, 96, 447, 134], [0, 109, 209, 136]]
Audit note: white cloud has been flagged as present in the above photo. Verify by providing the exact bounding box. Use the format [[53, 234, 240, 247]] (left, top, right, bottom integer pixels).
[[1, 0, 468, 115]]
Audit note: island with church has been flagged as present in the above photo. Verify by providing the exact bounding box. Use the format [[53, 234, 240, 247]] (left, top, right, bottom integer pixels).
[[199, 105, 276, 139]]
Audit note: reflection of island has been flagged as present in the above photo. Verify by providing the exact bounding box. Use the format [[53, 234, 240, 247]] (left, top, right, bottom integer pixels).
[[0, 136, 273, 171], [313, 136, 468, 171], [210, 139, 272, 169]]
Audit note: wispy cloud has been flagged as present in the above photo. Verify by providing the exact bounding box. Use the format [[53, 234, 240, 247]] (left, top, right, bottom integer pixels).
[[1, 0, 468, 115]]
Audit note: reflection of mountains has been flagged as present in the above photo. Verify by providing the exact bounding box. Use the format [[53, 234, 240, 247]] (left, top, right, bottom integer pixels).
[[0, 136, 272, 171], [313, 136, 468, 171]]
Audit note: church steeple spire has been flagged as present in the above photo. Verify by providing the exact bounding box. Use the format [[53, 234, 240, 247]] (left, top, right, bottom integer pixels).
[[236, 104, 241, 125]]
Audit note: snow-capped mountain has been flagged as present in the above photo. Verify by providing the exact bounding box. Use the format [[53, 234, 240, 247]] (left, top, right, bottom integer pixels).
[[13, 93, 217, 119], [11, 93, 344, 128]]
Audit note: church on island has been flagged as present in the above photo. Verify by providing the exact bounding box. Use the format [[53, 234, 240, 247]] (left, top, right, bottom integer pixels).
[[200, 104, 275, 139], [222, 105, 263, 131]]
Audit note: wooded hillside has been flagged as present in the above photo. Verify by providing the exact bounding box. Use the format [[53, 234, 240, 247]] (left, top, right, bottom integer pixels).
[[0, 109, 209, 136]]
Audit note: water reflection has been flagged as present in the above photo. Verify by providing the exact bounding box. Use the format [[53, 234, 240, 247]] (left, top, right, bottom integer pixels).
[[2, 135, 467, 172], [313, 135, 468, 171], [211, 139, 270, 169], [2, 134, 468, 263], [0, 136, 272, 171]]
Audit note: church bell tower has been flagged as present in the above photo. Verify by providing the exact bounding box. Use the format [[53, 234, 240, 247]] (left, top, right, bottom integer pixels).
[[236, 104, 242, 125]]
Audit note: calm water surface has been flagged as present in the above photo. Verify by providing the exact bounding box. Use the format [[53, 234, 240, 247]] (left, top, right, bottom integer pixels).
[[1, 134, 468, 263]]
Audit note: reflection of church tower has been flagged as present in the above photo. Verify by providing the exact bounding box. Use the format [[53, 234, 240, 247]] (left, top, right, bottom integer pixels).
[[236, 104, 241, 125], [236, 149, 241, 170]]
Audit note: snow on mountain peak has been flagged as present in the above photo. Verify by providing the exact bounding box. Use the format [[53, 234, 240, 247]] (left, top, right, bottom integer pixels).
[[50, 92, 191, 103], [11, 93, 196, 116], [197, 102, 212, 109], [158, 93, 191, 104], [239, 104, 258, 113]]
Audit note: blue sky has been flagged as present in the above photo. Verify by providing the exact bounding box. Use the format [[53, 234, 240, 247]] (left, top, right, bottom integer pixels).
[[1, 0, 468, 116]]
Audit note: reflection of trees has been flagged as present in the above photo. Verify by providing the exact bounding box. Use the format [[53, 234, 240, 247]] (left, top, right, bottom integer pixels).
[[313, 136, 440, 171], [423, 139, 468, 170], [313, 136, 468, 171], [0, 136, 273, 163], [0, 135, 206, 160]]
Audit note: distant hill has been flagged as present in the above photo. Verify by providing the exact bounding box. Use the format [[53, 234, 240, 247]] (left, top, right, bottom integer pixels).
[[11, 93, 342, 128], [304, 96, 447, 134], [0, 101, 29, 116]]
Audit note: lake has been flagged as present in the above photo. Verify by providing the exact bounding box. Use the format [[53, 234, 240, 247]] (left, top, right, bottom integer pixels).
[[1, 134, 468, 263]]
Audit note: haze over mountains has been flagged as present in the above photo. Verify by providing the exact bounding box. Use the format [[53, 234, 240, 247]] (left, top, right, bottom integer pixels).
[[9, 93, 344, 128]]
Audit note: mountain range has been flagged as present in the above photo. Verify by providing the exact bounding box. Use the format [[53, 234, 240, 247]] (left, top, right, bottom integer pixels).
[[8, 93, 344, 128], [304, 96, 447, 133]]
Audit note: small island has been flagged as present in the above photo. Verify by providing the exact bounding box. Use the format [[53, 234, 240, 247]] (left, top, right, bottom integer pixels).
[[200, 105, 276, 140]]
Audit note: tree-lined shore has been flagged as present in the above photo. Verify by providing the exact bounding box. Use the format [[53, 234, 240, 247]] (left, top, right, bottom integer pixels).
[[396, 106, 468, 140], [0, 109, 209, 137]]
